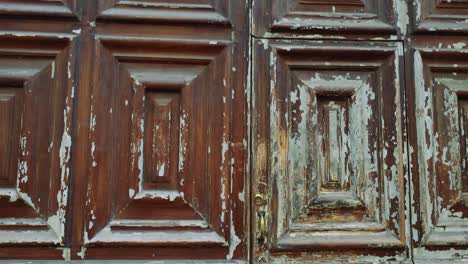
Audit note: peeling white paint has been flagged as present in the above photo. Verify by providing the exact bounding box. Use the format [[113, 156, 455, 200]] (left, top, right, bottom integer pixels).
[[62, 248, 70, 261], [77, 246, 86, 259], [158, 163, 165, 177], [51, 61, 55, 78], [395, 0, 409, 35], [226, 212, 241, 260], [453, 42, 467, 49], [67, 61, 72, 79], [134, 190, 180, 202]]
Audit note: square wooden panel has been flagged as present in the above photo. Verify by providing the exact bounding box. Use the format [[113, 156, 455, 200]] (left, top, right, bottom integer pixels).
[[409, 44, 468, 259], [253, 0, 407, 38], [82, 25, 243, 260], [411, 0, 468, 33], [0, 35, 75, 245], [96, 0, 231, 25], [252, 40, 408, 262]]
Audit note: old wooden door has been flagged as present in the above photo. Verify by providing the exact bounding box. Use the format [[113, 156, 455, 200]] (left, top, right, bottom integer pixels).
[[252, 0, 468, 263], [0, 0, 467, 263], [0, 0, 248, 261]]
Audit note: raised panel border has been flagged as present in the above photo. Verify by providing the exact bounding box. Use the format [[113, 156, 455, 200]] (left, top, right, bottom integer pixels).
[[411, 0, 468, 34], [96, 0, 231, 25], [252, 0, 409, 39], [0, 1, 78, 19]]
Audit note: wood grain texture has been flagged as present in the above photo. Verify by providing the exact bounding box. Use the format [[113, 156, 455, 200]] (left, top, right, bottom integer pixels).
[[0, 88, 22, 188], [0, 34, 76, 246], [68, 0, 248, 260], [85, 34, 232, 248], [95, 0, 230, 25], [0, 0, 80, 19]]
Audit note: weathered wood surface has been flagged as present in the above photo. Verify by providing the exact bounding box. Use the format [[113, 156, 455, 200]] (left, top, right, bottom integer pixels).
[[407, 35, 468, 261], [0, 0, 467, 263], [252, 39, 408, 263]]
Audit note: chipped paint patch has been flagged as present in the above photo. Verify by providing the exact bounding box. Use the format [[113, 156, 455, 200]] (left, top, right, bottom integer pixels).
[[134, 190, 180, 202], [395, 0, 409, 35], [158, 163, 165, 177], [226, 212, 241, 260], [77, 246, 86, 259], [61, 248, 70, 261]]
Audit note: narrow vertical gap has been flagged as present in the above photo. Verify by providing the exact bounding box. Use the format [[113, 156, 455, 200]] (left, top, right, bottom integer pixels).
[[400, 40, 415, 263]]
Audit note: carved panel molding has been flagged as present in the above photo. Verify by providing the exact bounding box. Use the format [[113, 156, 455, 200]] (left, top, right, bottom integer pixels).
[[253, 40, 408, 262]]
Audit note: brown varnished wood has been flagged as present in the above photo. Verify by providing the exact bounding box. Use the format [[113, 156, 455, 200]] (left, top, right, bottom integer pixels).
[[0, 32, 76, 249], [0, 0, 79, 19], [0, 19, 82, 260], [73, 0, 247, 261], [0, 87, 22, 188], [95, 0, 230, 25], [80, 25, 243, 259]]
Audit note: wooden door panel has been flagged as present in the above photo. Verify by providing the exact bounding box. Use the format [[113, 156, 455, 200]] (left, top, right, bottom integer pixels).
[[253, 40, 408, 262], [411, 0, 468, 34], [96, 0, 230, 24], [409, 40, 468, 259], [253, 0, 408, 38], [79, 13, 247, 258], [0, 35, 75, 245]]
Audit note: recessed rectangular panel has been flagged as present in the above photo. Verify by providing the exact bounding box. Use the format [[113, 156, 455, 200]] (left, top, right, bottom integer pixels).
[[292, 0, 368, 13], [318, 97, 350, 191], [83, 22, 247, 259], [253, 40, 407, 262], [144, 92, 180, 189], [0, 88, 22, 188]]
